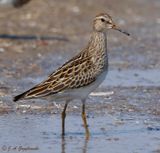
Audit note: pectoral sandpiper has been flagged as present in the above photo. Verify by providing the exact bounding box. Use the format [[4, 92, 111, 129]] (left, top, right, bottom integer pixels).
[[13, 13, 129, 138]]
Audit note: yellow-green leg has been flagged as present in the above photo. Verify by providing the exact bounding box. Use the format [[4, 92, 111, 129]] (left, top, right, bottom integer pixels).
[[61, 103, 68, 136], [81, 101, 90, 139]]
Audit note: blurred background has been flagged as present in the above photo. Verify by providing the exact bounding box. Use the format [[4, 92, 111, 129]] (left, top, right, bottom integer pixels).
[[0, 0, 160, 153]]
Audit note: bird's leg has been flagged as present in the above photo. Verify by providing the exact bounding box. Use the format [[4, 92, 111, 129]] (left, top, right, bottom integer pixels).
[[61, 102, 68, 136], [81, 100, 90, 139]]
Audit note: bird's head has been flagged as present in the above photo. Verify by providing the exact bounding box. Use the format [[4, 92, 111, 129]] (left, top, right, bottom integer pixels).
[[93, 13, 130, 36]]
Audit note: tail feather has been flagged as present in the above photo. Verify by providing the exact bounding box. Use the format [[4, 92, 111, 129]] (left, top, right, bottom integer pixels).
[[13, 90, 29, 102]]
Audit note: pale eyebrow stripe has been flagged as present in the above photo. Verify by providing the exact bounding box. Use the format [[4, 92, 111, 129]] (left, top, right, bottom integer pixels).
[[94, 16, 108, 21]]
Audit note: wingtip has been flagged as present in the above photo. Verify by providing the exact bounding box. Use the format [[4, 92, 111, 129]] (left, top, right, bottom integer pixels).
[[13, 93, 25, 102], [13, 95, 20, 102]]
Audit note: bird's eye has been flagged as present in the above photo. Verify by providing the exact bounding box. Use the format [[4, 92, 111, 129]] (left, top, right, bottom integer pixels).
[[101, 18, 105, 22]]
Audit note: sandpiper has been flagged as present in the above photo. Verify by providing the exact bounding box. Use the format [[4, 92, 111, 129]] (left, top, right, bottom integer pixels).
[[13, 13, 129, 138]]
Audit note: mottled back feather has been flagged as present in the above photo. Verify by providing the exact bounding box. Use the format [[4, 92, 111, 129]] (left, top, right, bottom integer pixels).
[[16, 51, 99, 99]]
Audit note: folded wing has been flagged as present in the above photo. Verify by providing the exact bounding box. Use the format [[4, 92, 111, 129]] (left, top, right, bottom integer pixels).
[[13, 53, 97, 101]]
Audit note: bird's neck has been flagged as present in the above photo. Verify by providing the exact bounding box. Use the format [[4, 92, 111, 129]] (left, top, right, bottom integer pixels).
[[87, 31, 107, 55], [84, 30, 108, 70]]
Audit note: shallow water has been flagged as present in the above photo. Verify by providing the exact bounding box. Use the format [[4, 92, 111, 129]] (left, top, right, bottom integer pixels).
[[0, 114, 160, 153], [103, 69, 160, 87]]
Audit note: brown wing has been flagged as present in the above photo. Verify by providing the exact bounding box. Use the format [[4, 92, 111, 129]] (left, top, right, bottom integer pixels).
[[14, 52, 97, 101]]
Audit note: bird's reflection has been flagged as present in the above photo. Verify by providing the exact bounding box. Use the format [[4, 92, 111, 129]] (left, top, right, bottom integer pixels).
[[61, 136, 66, 153], [82, 138, 89, 153], [61, 135, 89, 153]]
